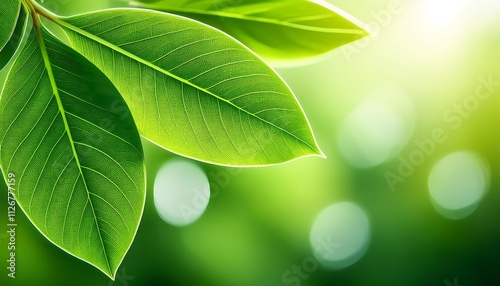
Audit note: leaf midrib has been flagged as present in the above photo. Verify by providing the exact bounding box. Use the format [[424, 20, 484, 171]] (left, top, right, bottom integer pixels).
[[57, 14, 320, 154], [132, 2, 366, 35], [35, 28, 112, 275]]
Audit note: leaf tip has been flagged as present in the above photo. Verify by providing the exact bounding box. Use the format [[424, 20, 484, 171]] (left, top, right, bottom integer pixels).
[[98, 264, 119, 281], [311, 146, 327, 159], [305, 141, 327, 160], [108, 272, 117, 281], [318, 150, 327, 159], [362, 27, 371, 37]]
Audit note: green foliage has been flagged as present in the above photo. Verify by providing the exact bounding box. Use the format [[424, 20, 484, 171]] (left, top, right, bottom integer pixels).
[[0, 0, 21, 50], [0, 27, 145, 279], [0, 0, 366, 279], [131, 0, 368, 61], [0, 0, 23, 70], [56, 8, 321, 165], [0, 4, 29, 70]]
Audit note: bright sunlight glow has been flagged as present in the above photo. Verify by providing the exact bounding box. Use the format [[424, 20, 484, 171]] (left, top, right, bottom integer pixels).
[[423, 0, 466, 27]]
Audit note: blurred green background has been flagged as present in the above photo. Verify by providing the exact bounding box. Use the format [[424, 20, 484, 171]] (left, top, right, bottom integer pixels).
[[1, 0, 500, 285]]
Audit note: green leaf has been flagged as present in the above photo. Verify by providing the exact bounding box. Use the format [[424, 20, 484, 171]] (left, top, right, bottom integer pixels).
[[130, 0, 369, 61], [0, 27, 146, 279], [0, 0, 21, 52], [56, 8, 323, 166], [0, 5, 29, 71]]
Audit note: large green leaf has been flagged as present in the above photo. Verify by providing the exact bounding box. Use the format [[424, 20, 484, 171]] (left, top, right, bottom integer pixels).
[[0, 27, 145, 279], [56, 8, 323, 166], [0, 0, 21, 51], [0, 5, 29, 70], [131, 0, 368, 61]]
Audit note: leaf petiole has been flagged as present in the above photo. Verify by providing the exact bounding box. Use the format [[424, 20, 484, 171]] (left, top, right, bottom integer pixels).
[[21, 0, 60, 25]]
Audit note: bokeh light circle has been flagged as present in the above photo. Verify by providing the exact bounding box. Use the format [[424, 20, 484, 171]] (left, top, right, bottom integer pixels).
[[337, 101, 409, 168], [154, 160, 210, 226], [428, 151, 490, 220], [310, 202, 370, 269], [337, 85, 415, 168]]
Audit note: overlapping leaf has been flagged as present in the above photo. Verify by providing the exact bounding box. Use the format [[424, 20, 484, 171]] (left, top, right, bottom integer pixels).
[[131, 0, 368, 60], [57, 8, 323, 166], [0, 27, 145, 279], [0, 6, 29, 70], [0, 0, 21, 51]]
